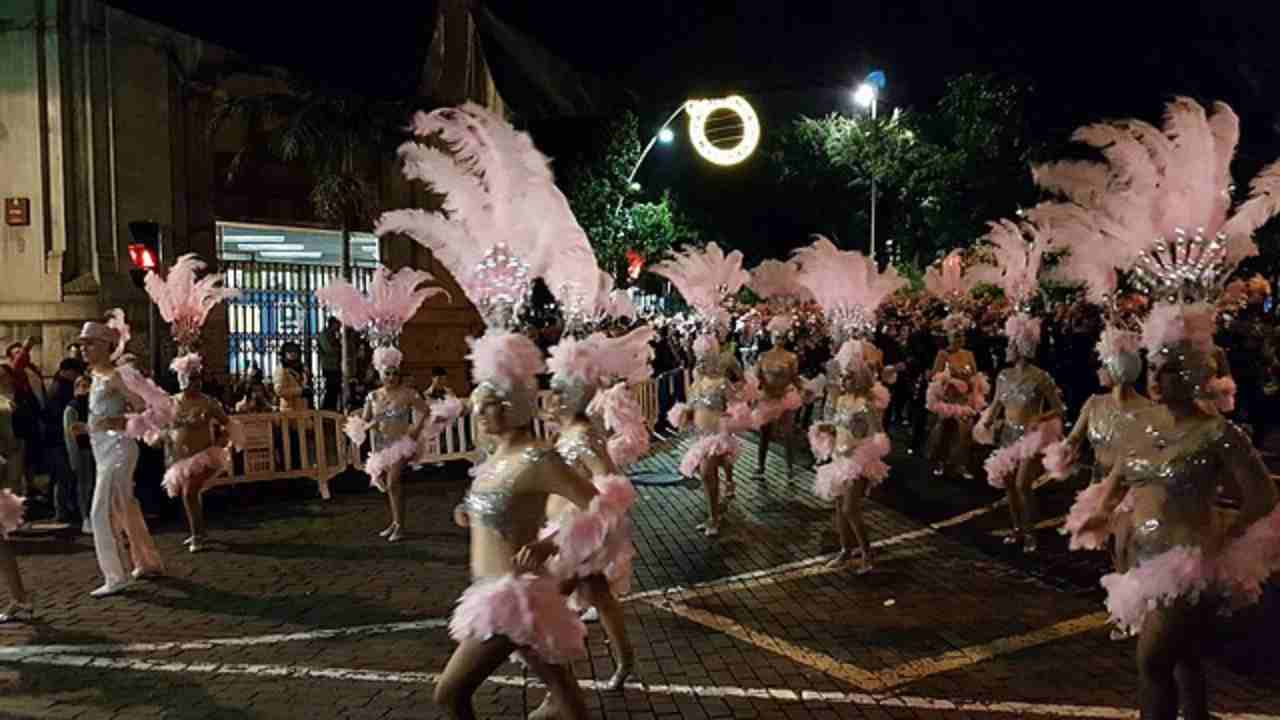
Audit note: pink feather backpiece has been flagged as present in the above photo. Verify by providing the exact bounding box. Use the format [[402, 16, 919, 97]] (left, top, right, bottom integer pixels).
[[105, 308, 131, 362], [315, 265, 446, 343], [748, 259, 813, 303], [116, 365, 177, 444], [376, 104, 599, 316], [651, 243, 750, 331], [587, 382, 650, 468], [968, 220, 1047, 308], [793, 236, 904, 338], [144, 254, 240, 349], [468, 330, 545, 392], [923, 251, 977, 304]]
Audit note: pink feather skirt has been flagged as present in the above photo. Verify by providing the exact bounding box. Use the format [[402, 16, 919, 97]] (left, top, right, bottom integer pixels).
[[0, 489, 25, 538], [365, 436, 418, 492], [1100, 506, 1280, 634], [752, 389, 803, 428], [983, 418, 1062, 489], [162, 446, 231, 498], [813, 432, 891, 501], [679, 432, 740, 477], [926, 374, 980, 419], [449, 573, 587, 665]]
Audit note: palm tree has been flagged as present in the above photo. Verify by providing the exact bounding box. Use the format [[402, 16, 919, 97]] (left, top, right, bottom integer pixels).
[[211, 75, 413, 410]]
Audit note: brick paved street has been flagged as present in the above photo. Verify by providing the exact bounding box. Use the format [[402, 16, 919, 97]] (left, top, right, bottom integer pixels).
[[1, 432, 1277, 719]]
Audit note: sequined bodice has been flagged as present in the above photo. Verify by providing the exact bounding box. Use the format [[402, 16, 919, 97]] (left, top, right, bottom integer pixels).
[[691, 377, 731, 412], [463, 446, 552, 540], [830, 399, 880, 439], [555, 427, 604, 479], [1085, 395, 1154, 461], [380, 406, 413, 425], [758, 352, 796, 389], [89, 374, 127, 427], [1122, 419, 1226, 496]]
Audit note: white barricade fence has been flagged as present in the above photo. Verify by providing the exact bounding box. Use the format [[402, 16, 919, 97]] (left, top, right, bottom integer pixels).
[[218, 372, 690, 497], [210, 410, 352, 499]]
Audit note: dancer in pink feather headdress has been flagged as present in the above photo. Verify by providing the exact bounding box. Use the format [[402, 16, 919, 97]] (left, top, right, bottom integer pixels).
[[970, 220, 1065, 554], [379, 102, 617, 720], [137, 254, 241, 554], [794, 236, 903, 573], [653, 243, 751, 538], [1030, 98, 1280, 720], [746, 260, 810, 479], [318, 266, 445, 542], [541, 319, 654, 693], [922, 251, 989, 480]]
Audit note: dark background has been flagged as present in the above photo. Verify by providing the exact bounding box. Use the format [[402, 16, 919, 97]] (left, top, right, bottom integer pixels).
[[110, 1, 1280, 260]]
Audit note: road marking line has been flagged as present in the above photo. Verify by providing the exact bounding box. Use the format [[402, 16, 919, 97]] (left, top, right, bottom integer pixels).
[[872, 611, 1110, 689], [7, 653, 1278, 719], [0, 618, 449, 660], [648, 598, 888, 691], [991, 515, 1067, 537]]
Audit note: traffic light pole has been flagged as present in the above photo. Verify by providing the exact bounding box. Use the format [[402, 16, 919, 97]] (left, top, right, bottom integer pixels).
[[150, 238, 164, 379]]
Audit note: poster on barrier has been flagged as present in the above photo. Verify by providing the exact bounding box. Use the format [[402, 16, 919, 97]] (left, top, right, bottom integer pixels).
[[240, 418, 274, 474]]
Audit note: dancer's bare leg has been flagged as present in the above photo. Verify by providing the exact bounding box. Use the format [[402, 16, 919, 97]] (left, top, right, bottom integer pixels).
[[699, 459, 721, 533], [580, 575, 632, 690], [723, 456, 736, 501], [780, 412, 796, 477], [756, 422, 773, 475], [386, 463, 405, 541], [1005, 484, 1023, 544], [180, 483, 206, 548], [433, 636, 518, 720], [842, 478, 872, 572], [1138, 600, 1210, 720], [1015, 458, 1041, 551], [523, 651, 588, 720]]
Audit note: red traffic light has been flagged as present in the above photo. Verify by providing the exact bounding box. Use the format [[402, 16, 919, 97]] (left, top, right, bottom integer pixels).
[[128, 243, 158, 270]]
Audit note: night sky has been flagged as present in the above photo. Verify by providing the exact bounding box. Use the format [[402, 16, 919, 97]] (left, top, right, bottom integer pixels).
[[111, 1, 1280, 260]]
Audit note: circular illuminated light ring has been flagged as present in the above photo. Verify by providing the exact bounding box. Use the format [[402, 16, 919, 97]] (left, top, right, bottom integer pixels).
[[685, 95, 761, 166]]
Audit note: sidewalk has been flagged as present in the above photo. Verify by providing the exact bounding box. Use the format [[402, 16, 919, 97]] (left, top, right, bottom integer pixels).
[[0, 435, 1276, 719]]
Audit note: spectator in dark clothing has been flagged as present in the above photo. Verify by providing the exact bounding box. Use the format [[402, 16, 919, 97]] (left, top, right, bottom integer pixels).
[[64, 374, 96, 534], [3, 338, 42, 496], [318, 318, 342, 411], [43, 365, 79, 523]]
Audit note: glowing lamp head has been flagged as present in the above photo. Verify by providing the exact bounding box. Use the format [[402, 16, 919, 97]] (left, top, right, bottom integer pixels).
[[658, 127, 675, 143], [853, 83, 877, 108]]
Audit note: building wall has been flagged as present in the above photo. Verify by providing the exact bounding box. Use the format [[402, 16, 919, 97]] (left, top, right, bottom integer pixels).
[[0, 0, 499, 386]]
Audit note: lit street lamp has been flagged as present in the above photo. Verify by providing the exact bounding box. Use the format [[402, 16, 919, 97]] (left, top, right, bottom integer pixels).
[[854, 70, 886, 262]]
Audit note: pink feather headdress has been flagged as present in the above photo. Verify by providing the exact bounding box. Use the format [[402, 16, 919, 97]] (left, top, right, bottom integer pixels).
[[375, 104, 598, 330], [1096, 326, 1142, 364], [468, 329, 544, 398], [547, 326, 656, 391], [144, 254, 240, 351], [923, 251, 978, 306], [1031, 98, 1279, 304], [748, 259, 813, 305], [558, 269, 636, 337], [834, 339, 869, 374], [792, 235, 905, 343], [170, 353, 203, 385], [650, 243, 749, 336], [969, 219, 1047, 311], [315, 265, 445, 357]]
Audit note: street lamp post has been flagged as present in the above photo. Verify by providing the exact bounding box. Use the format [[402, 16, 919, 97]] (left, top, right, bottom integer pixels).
[[854, 71, 886, 263], [627, 102, 688, 187]]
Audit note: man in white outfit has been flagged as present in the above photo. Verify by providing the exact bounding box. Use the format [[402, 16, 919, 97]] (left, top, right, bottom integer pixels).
[[73, 322, 164, 598]]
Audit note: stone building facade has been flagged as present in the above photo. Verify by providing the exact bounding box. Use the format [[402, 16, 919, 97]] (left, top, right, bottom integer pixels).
[[0, 0, 500, 394]]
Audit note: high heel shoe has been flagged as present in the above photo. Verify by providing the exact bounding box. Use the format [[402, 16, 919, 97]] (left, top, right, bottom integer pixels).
[[386, 526, 404, 543], [378, 523, 397, 538], [0, 599, 34, 623]]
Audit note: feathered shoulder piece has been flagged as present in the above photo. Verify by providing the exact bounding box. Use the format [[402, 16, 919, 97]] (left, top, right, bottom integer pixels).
[[650, 242, 750, 334], [969, 219, 1048, 311], [375, 104, 598, 329], [1031, 98, 1280, 304], [792, 235, 905, 341], [748, 259, 813, 304], [143, 254, 240, 351]]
